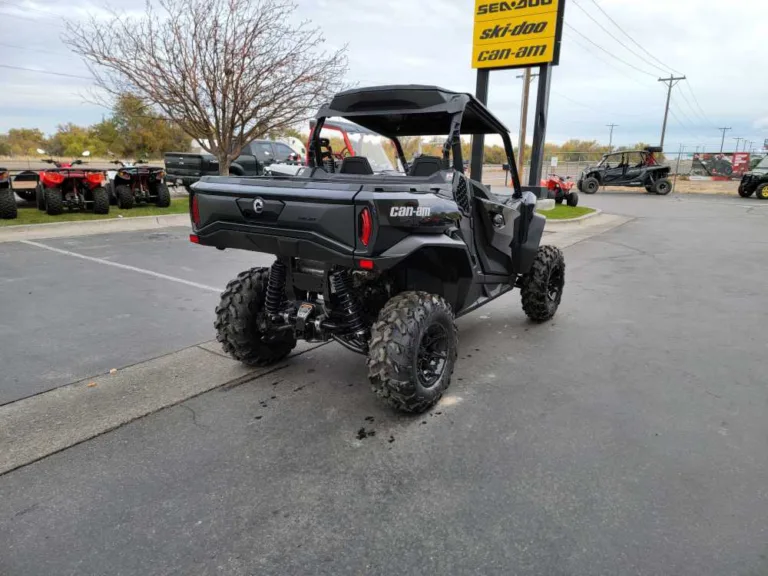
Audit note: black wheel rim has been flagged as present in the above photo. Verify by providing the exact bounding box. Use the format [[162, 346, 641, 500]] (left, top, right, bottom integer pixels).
[[547, 264, 564, 303], [417, 323, 449, 388]]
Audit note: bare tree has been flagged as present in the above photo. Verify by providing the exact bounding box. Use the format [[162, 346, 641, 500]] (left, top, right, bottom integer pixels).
[[65, 0, 348, 175]]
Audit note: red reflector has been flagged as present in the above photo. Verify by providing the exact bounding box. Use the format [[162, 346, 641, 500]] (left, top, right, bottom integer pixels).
[[191, 194, 200, 226], [189, 234, 200, 244], [359, 259, 374, 270], [359, 207, 372, 247]]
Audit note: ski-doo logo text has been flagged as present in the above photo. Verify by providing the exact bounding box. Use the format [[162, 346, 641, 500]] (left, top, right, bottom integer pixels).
[[390, 206, 431, 218], [480, 20, 548, 40], [477, 0, 554, 15]]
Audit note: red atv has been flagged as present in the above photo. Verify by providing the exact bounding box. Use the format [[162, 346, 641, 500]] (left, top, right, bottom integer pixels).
[[35, 150, 109, 216], [541, 174, 579, 207]]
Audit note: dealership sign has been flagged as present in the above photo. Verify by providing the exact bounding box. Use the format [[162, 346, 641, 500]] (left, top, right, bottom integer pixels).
[[472, 0, 566, 70]]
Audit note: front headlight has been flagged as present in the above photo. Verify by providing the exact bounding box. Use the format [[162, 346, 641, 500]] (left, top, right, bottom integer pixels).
[[0, 170, 9, 181]]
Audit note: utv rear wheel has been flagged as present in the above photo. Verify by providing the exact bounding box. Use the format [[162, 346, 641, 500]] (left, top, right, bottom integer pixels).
[[92, 187, 110, 215], [653, 178, 672, 196], [756, 183, 768, 200], [155, 183, 171, 208], [116, 185, 133, 209], [738, 185, 753, 198], [367, 292, 458, 414], [521, 245, 565, 323], [0, 189, 17, 219], [215, 267, 296, 366], [107, 182, 117, 205], [45, 187, 63, 216], [36, 184, 46, 210], [582, 177, 599, 194], [566, 191, 579, 207]]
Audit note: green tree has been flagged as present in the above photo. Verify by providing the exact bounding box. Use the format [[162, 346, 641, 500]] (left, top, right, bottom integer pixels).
[[7, 128, 46, 156]]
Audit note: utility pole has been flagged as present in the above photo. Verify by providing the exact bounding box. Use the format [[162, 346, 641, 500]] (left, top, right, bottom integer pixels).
[[718, 127, 732, 153], [658, 75, 686, 150], [606, 124, 619, 151], [733, 137, 744, 153], [516, 70, 538, 179]]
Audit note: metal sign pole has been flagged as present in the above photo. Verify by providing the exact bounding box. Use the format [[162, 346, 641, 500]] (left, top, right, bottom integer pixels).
[[527, 63, 552, 194], [470, 69, 490, 183]]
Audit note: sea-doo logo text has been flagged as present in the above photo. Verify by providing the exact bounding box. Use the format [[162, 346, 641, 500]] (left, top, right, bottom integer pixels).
[[253, 198, 265, 214], [477, 0, 554, 15], [390, 206, 431, 218], [480, 20, 548, 40]]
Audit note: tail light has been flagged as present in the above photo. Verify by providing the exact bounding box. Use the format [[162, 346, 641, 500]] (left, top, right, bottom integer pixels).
[[358, 207, 372, 247], [191, 194, 200, 227], [42, 171, 65, 186], [0, 170, 8, 181], [86, 172, 104, 185]]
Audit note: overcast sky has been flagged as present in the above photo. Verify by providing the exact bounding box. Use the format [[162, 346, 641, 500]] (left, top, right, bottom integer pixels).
[[0, 0, 764, 153]]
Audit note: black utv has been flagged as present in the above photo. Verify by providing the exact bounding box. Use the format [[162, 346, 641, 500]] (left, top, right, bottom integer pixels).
[[578, 147, 672, 195], [189, 85, 565, 413], [738, 156, 768, 200]]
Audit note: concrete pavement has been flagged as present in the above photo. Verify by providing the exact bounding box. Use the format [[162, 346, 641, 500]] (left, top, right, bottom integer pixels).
[[3, 194, 768, 575]]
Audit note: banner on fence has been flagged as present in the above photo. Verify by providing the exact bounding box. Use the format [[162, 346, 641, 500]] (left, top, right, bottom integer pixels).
[[690, 153, 750, 180]]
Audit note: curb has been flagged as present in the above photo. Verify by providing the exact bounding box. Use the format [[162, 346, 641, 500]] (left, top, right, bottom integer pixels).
[[0, 213, 190, 242], [544, 209, 603, 226]]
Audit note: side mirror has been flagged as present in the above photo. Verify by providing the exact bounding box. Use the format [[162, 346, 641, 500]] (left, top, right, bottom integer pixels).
[[37, 148, 47, 155], [82, 151, 91, 157]]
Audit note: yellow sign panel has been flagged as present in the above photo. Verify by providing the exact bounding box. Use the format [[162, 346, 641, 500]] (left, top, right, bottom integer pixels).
[[472, 0, 565, 70]]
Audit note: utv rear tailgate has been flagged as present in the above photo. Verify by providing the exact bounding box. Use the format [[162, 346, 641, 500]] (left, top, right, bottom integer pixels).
[[191, 177, 360, 267]]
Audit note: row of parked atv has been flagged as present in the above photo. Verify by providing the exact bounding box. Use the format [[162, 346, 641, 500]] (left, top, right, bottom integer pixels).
[[0, 150, 171, 220]]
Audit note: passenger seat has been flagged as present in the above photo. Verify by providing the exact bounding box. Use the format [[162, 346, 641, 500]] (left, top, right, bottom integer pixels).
[[408, 156, 444, 177], [339, 157, 374, 175]]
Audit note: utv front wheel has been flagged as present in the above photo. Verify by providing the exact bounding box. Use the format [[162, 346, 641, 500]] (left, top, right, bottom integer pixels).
[[215, 267, 296, 366], [653, 178, 672, 196], [368, 292, 458, 414], [0, 189, 17, 219], [155, 183, 171, 208], [582, 177, 599, 194], [92, 187, 110, 215], [116, 185, 133, 209], [738, 185, 753, 198], [755, 183, 768, 200], [521, 245, 565, 323]]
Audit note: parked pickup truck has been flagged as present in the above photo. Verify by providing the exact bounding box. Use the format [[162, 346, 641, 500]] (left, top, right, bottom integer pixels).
[[165, 139, 301, 189]]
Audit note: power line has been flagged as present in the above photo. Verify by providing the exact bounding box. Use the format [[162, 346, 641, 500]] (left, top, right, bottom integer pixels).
[[570, 0, 669, 75], [0, 63, 93, 81], [564, 22, 657, 78], [0, 0, 67, 19], [0, 10, 65, 27], [675, 86, 709, 127], [587, 0, 685, 76], [683, 81, 715, 126], [0, 41, 67, 56], [670, 96, 699, 129]]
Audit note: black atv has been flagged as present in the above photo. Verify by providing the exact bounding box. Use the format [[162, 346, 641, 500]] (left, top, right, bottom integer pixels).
[[738, 156, 768, 200], [107, 159, 171, 209], [0, 167, 17, 219], [189, 85, 565, 414], [578, 147, 672, 195]]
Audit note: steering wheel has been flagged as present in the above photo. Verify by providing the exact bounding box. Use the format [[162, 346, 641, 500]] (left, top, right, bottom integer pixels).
[[336, 147, 351, 160]]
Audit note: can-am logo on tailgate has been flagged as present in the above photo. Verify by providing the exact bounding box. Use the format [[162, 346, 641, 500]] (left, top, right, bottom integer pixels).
[[390, 206, 431, 218]]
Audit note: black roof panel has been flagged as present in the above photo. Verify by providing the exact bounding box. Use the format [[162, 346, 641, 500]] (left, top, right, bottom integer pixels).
[[316, 85, 510, 137]]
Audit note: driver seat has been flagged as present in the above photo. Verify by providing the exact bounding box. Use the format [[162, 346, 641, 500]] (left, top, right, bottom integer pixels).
[[408, 156, 444, 177]]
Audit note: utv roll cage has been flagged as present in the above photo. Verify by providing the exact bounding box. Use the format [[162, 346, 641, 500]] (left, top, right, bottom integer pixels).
[[308, 85, 522, 195]]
